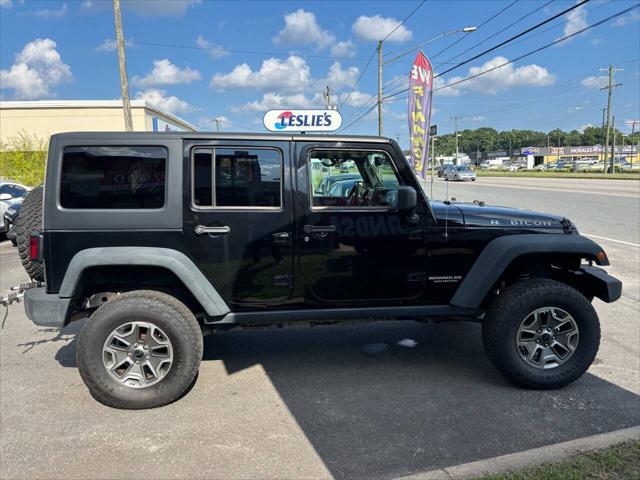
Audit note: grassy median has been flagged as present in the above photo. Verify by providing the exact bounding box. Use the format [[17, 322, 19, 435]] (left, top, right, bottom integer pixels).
[[475, 171, 640, 180], [475, 440, 640, 480]]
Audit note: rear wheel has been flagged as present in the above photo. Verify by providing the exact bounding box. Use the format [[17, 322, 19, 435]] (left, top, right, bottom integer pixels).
[[14, 185, 44, 281], [76, 290, 203, 409], [482, 279, 600, 389]]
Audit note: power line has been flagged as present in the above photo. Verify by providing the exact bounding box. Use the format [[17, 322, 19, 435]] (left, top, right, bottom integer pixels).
[[338, 48, 377, 109], [383, 3, 638, 104], [438, 0, 554, 67], [432, 4, 638, 95], [435, 0, 590, 78], [381, 0, 428, 42], [430, 0, 520, 60], [383, 0, 599, 101], [131, 40, 367, 61], [485, 0, 614, 54]]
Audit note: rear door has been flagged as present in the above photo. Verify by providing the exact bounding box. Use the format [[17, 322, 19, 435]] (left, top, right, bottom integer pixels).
[[182, 140, 294, 308]]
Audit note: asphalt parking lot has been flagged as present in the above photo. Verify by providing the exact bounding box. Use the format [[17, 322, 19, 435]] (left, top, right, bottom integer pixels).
[[1, 177, 639, 480]]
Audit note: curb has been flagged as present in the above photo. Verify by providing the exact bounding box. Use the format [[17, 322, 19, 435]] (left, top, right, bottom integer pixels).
[[399, 425, 640, 480]]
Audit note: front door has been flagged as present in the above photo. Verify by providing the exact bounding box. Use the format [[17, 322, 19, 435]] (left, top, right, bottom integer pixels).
[[297, 142, 428, 304], [183, 140, 294, 308]]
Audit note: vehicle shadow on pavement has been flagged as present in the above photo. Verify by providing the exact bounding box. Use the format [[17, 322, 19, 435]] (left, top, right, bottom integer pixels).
[[200, 320, 640, 480]]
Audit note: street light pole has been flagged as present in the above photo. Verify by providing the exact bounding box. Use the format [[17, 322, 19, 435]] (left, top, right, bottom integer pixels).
[[377, 41, 383, 136], [377, 26, 477, 138], [112, 0, 133, 131]]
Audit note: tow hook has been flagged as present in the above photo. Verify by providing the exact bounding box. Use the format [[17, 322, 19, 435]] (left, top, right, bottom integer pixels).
[[0, 281, 43, 329]]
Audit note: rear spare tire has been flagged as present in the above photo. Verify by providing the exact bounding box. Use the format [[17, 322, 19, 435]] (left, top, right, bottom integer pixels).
[[14, 185, 44, 282], [76, 290, 203, 409]]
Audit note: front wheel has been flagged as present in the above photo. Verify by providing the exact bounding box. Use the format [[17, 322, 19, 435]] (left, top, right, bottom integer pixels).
[[482, 279, 600, 389], [76, 290, 203, 409]]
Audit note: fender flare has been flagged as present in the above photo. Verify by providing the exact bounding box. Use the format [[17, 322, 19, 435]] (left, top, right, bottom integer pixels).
[[450, 234, 608, 309], [58, 247, 230, 317]]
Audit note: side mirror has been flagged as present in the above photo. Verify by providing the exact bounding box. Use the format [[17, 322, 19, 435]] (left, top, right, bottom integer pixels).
[[396, 186, 417, 211], [0, 193, 12, 201]]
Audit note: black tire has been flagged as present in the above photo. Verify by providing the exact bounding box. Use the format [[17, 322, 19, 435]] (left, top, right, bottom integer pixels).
[[14, 185, 44, 281], [76, 290, 203, 409], [482, 279, 600, 389]]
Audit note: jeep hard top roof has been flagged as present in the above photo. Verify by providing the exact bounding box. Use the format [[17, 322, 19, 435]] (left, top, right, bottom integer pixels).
[[50, 132, 393, 144]]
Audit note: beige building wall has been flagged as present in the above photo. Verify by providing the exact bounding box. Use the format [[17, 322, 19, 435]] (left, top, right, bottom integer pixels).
[[0, 100, 196, 146]]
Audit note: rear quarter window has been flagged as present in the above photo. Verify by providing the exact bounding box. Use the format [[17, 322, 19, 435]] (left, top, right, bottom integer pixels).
[[60, 146, 167, 209]]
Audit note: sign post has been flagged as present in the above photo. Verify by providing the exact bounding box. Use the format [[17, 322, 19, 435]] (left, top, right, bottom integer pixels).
[[408, 51, 434, 181]]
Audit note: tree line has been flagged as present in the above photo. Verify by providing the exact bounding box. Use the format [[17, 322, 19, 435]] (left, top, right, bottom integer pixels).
[[421, 126, 640, 157]]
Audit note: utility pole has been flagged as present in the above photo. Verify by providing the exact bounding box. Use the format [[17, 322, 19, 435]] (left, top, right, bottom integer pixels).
[[601, 107, 606, 145], [600, 64, 623, 173], [113, 0, 133, 131], [632, 121, 638, 168], [215, 117, 221, 132], [611, 116, 616, 173], [323, 85, 334, 110], [431, 136, 436, 198], [450, 115, 462, 165], [377, 41, 383, 136]]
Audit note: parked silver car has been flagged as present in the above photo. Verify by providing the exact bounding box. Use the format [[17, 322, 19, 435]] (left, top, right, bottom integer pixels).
[[444, 165, 477, 181]]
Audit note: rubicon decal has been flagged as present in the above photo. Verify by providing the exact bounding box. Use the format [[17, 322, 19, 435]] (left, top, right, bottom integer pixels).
[[263, 109, 342, 132]]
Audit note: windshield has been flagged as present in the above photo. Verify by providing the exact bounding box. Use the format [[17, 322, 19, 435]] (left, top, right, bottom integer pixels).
[[456, 166, 471, 171]]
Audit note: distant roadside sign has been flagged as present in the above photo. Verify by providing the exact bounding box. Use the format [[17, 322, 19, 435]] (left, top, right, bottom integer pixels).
[[263, 109, 342, 132]]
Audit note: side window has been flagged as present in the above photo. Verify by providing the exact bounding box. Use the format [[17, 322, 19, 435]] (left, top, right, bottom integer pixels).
[[192, 148, 282, 208], [310, 149, 401, 208], [0, 184, 13, 195], [60, 146, 167, 209]]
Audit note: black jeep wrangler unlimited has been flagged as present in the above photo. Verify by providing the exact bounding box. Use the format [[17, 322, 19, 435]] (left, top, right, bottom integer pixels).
[[22, 132, 621, 409]]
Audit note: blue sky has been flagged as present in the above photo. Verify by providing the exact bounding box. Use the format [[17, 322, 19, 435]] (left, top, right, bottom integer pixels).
[[1, 0, 639, 148]]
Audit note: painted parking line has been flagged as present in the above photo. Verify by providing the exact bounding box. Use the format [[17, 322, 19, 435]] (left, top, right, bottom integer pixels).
[[583, 233, 640, 248]]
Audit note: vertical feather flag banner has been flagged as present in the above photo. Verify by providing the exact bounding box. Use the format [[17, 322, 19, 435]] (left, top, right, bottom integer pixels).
[[408, 51, 433, 179]]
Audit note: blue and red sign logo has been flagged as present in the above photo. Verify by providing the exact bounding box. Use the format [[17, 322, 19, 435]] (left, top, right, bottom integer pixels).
[[264, 109, 342, 132], [275, 111, 294, 130]]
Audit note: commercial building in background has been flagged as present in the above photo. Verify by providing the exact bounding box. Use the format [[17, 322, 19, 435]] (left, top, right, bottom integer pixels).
[[0, 100, 197, 145], [520, 145, 639, 167]]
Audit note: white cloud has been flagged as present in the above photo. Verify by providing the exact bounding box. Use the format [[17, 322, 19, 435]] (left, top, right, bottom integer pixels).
[[196, 35, 229, 59], [96, 37, 134, 52], [352, 15, 412, 43], [1, 0, 13, 9], [32, 1, 68, 18], [330, 40, 356, 58], [134, 89, 194, 114], [612, 10, 640, 27], [339, 91, 374, 108], [132, 59, 201, 87], [556, 1, 587, 44], [580, 75, 608, 89], [123, 0, 200, 16], [273, 9, 335, 49], [321, 62, 359, 90], [577, 123, 594, 133], [235, 92, 325, 113], [435, 56, 555, 96], [210, 55, 311, 92], [0, 38, 72, 99]]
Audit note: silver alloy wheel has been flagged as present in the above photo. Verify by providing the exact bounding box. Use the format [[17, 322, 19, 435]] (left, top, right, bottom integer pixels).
[[102, 321, 173, 388], [516, 307, 579, 369]]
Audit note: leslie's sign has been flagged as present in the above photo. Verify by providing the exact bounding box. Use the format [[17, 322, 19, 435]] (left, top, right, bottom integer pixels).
[[263, 109, 342, 132]]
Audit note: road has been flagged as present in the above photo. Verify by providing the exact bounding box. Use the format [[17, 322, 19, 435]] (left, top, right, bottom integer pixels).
[[1, 177, 639, 480]]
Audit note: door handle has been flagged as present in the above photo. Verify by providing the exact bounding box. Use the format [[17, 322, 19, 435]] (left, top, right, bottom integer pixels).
[[195, 225, 231, 235], [303, 225, 336, 234], [272, 232, 291, 244]]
